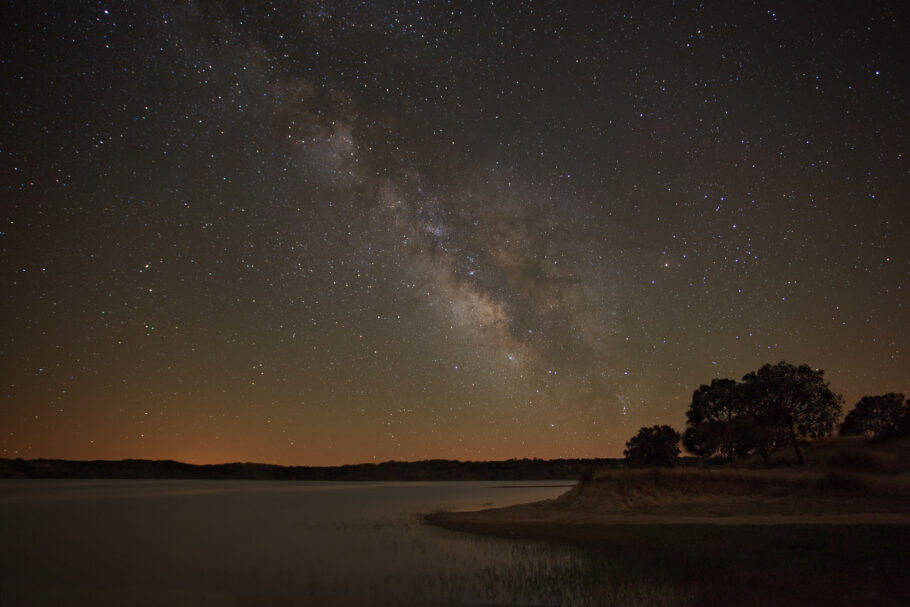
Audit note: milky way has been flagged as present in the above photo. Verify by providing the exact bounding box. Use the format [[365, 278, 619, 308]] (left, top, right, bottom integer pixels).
[[3, 1, 908, 464]]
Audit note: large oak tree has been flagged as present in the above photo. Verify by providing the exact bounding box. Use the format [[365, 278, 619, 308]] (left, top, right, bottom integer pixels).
[[740, 361, 842, 465]]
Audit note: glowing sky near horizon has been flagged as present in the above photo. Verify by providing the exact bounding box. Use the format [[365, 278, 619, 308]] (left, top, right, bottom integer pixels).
[[2, 1, 908, 465]]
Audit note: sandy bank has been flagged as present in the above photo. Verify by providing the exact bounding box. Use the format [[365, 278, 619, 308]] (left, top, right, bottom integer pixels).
[[427, 467, 910, 534]]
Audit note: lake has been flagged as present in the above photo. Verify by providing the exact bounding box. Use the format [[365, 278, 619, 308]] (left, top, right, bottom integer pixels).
[[0, 480, 618, 606]]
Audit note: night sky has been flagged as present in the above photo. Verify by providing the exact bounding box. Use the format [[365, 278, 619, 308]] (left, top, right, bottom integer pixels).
[[3, 1, 908, 465]]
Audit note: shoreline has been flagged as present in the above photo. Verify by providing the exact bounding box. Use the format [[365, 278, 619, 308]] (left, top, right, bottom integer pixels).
[[425, 465, 910, 539], [424, 483, 910, 607]]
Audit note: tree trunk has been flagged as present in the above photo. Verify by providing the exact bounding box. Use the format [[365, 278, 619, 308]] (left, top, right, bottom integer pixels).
[[791, 428, 804, 466]]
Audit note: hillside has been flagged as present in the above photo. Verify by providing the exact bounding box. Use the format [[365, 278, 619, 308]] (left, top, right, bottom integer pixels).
[[0, 456, 621, 481]]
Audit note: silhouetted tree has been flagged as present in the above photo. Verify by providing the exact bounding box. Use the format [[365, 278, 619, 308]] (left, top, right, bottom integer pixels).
[[624, 425, 681, 468], [840, 393, 908, 438], [682, 378, 750, 461], [741, 361, 842, 465], [735, 377, 786, 464]]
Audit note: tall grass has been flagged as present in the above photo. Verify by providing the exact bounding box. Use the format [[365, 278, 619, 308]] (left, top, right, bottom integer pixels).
[[567, 464, 910, 503]]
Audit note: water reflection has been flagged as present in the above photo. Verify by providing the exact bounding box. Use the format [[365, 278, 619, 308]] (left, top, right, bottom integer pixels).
[[0, 480, 681, 606]]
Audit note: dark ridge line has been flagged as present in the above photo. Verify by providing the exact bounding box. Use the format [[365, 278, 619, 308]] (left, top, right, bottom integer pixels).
[[0, 456, 661, 481]]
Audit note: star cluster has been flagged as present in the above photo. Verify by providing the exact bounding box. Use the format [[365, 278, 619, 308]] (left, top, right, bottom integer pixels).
[[2, 1, 908, 464]]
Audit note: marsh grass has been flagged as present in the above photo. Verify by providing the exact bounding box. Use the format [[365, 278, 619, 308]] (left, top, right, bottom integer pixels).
[[429, 518, 910, 607]]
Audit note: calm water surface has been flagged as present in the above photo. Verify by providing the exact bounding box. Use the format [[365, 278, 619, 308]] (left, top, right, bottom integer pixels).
[[0, 480, 636, 606]]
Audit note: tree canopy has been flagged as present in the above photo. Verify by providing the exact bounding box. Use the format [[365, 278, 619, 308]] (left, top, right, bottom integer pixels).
[[682, 378, 747, 462], [840, 393, 908, 438], [624, 425, 681, 468], [741, 361, 842, 465], [682, 361, 842, 465]]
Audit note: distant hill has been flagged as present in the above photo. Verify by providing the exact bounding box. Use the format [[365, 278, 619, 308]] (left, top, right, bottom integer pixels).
[[0, 456, 627, 481]]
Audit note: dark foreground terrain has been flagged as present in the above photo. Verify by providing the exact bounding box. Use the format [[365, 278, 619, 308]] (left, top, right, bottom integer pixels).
[[428, 437, 910, 606]]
